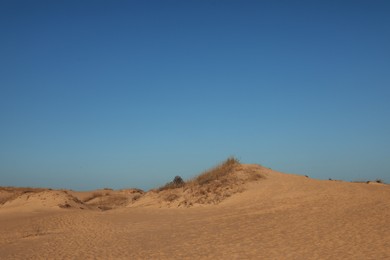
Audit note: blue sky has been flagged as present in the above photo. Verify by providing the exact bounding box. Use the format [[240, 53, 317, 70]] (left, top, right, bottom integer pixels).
[[1, 1, 389, 190]]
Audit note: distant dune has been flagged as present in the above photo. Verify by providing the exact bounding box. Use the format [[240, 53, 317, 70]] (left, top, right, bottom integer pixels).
[[1, 159, 389, 259]]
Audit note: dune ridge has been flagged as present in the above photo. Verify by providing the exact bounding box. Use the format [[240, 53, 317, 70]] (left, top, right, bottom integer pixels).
[[1, 160, 389, 259]]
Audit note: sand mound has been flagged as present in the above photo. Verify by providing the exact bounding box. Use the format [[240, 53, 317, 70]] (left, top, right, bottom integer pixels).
[[71, 188, 144, 211], [1, 190, 86, 211], [131, 160, 266, 208], [0, 159, 281, 210], [0, 187, 47, 205], [0, 187, 145, 212]]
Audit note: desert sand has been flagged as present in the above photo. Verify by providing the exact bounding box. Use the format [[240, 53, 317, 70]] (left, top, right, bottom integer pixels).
[[1, 163, 389, 259]]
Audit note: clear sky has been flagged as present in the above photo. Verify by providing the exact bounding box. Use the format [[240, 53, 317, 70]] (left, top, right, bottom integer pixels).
[[1, 1, 389, 190]]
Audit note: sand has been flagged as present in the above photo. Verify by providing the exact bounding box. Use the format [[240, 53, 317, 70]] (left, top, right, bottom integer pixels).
[[1, 165, 389, 259]]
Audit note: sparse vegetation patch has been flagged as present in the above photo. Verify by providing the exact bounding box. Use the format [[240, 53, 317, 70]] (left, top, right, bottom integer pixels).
[[192, 157, 240, 185], [158, 175, 185, 191], [153, 157, 264, 207]]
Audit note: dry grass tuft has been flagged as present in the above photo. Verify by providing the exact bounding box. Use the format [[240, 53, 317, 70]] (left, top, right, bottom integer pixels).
[[0, 196, 12, 205], [164, 193, 179, 202], [132, 194, 142, 202], [191, 157, 240, 185]]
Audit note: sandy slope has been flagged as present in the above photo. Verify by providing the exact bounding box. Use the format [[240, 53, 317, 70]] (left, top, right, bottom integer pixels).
[[0, 166, 389, 259]]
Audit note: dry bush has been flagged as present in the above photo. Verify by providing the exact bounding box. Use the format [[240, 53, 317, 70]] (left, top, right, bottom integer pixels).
[[132, 194, 142, 202], [191, 157, 240, 185], [0, 194, 14, 205], [157, 157, 240, 193], [164, 193, 179, 202]]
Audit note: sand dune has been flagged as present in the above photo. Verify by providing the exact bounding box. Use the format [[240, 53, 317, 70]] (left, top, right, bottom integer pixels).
[[1, 163, 389, 259], [1, 189, 86, 211]]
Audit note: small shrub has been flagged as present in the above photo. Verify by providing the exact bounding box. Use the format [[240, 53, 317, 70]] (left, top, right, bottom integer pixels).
[[158, 175, 185, 191], [173, 176, 184, 186]]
